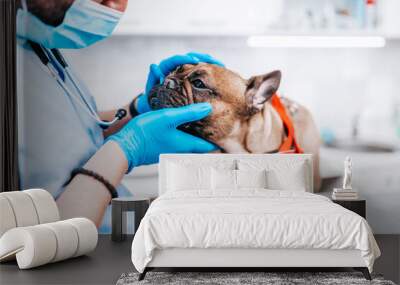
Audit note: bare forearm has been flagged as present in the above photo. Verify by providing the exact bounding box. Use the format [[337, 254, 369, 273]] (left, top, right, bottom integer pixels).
[[56, 141, 128, 227]]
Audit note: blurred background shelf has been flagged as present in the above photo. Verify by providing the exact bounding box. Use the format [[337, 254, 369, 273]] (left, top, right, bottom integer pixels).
[[114, 0, 400, 41], [114, 28, 400, 38]]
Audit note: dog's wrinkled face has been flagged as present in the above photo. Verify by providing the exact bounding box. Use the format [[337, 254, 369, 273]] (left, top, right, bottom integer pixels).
[[148, 63, 281, 145]]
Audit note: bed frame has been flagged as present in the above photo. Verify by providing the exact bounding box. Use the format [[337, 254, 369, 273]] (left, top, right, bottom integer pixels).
[[140, 248, 371, 280], [139, 154, 372, 281]]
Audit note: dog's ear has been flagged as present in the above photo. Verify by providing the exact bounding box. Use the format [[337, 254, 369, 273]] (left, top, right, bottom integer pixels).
[[245, 70, 281, 112]]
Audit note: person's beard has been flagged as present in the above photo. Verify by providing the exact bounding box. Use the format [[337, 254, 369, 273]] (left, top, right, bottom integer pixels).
[[18, 0, 74, 26]]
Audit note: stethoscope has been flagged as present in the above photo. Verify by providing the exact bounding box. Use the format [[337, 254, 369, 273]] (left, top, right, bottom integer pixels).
[[28, 41, 127, 129]]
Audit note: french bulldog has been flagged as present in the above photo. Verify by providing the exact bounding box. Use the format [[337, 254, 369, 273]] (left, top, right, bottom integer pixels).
[[148, 63, 321, 191]]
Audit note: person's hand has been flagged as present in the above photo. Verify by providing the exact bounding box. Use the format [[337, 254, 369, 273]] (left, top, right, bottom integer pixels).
[[135, 52, 224, 114], [107, 103, 218, 172]]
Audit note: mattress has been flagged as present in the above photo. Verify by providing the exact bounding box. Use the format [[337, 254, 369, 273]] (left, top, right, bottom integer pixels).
[[131, 190, 380, 273]]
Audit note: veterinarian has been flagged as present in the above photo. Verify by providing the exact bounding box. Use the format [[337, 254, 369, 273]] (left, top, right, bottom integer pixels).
[[16, 0, 223, 232]]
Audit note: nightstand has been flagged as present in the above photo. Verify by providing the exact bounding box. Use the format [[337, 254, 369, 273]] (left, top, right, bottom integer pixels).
[[111, 196, 156, 242], [332, 199, 366, 219]]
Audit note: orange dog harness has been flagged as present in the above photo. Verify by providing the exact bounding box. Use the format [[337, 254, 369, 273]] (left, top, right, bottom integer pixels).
[[270, 94, 303, 154]]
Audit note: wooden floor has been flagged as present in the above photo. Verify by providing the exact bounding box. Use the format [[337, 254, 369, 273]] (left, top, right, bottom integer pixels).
[[0, 235, 398, 285]]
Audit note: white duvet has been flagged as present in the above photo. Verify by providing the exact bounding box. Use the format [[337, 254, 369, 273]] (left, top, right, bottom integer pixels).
[[131, 190, 380, 273]]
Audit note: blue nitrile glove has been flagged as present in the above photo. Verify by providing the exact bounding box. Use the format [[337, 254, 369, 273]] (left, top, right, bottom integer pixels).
[[135, 52, 225, 114], [107, 103, 218, 172]]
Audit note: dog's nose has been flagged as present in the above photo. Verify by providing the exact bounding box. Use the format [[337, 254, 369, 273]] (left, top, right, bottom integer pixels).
[[165, 78, 178, 90]]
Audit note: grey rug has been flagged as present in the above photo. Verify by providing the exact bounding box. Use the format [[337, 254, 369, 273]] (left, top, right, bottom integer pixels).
[[117, 272, 396, 285]]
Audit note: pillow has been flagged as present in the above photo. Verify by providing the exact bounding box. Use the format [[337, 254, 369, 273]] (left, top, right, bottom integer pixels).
[[211, 169, 268, 190], [211, 168, 236, 190], [237, 158, 309, 191], [267, 163, 307, 191], [166, 163, 211, 191], [236, 169, 267, 189]]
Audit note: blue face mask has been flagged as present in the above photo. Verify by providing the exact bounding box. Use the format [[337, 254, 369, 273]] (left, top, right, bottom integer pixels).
[[17, 0, 123, 49]]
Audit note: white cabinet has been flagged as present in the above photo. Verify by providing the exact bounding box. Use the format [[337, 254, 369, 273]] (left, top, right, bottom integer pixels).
[[380, 0, 400, 38]]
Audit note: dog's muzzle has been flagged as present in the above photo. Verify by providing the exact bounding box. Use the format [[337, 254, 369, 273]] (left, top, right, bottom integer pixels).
[[148, 77, 189, 110], [147, 79, 210, 139], [148, 86, 184, 110]]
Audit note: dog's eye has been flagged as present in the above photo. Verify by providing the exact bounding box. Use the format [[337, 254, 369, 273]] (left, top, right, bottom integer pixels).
[[177, 65, 185, 73], [191, 79, 206, 89]]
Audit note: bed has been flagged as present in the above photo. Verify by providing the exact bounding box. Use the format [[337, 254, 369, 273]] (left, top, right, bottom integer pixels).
[[131, 154, 380, 280]]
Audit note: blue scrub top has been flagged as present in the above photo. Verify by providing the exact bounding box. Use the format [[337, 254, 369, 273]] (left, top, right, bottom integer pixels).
[[17, 39, 131, 233]]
